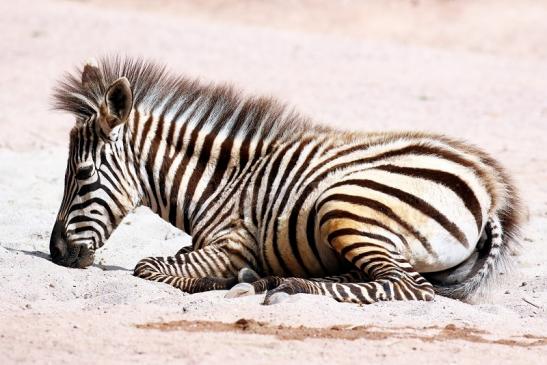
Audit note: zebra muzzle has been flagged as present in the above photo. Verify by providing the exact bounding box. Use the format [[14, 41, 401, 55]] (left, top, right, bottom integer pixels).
[[49, 220, 94, 268]]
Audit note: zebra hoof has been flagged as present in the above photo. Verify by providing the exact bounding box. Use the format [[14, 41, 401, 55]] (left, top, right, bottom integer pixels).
[[238, 268, 260, 283], [225, 283, 255, 298], [263, 292, 290, 305]]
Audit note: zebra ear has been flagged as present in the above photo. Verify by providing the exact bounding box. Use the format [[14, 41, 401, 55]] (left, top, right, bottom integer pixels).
[[101, 77, 133, 132]]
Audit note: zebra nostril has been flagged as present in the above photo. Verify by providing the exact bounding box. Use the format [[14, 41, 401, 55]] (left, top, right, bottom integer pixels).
[[76, 244, 95, 268]]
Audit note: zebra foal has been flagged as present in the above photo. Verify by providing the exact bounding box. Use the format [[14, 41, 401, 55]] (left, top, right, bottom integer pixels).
[[50, 57, 522, 304]]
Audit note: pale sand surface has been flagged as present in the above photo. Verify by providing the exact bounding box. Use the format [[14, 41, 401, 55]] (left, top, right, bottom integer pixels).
[[0, 0, 546, 364]]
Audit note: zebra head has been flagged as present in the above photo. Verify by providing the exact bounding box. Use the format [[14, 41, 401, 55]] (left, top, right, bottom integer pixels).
[[50, 66, 141, 268]]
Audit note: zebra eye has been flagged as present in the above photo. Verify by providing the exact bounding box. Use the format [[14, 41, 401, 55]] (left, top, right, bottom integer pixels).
[[75, 165, 94, 180]]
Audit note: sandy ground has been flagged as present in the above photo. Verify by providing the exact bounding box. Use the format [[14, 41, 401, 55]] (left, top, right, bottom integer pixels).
[[1, 0, 546, 364]]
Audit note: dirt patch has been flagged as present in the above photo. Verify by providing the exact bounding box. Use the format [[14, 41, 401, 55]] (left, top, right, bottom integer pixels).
[[136, 319, 547, 347]]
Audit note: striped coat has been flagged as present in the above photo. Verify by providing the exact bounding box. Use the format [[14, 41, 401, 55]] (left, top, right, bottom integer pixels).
[[50, 58, 522, 304]]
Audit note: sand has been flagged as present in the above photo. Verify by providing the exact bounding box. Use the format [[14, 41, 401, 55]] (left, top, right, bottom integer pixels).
[[0, 0, 546, 364]]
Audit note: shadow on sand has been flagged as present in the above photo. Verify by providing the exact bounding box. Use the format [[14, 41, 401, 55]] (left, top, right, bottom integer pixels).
[[4, 247, 131, 272]]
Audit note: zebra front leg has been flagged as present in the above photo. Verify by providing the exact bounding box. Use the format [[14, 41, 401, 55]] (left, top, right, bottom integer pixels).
[[134, 237, 258, 293]]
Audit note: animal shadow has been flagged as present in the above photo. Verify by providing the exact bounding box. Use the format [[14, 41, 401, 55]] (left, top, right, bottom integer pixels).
[[4, 247, 130, 272]]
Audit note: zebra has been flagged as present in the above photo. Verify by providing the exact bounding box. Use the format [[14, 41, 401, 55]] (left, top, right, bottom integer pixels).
[[50, 57, 522, 305]]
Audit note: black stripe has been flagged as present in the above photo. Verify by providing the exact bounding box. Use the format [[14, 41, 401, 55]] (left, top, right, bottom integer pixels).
[[338, 242, 395, 258], [328, 228, 394, 247], [190, 104, 239, 223], [67, 215, 108, 236], [250, 154, 271, 227], [316, 193, 434, 254], [181, 97, 219, 232], [330, 179, 469, 247], [319, 210, 410, 247], [146, 115, 165, 209], [102, 160, 128, 197], [192, 205, 234, 249], [130, 110, 140, 152], [77, 179, 124, 217], [70, 198, 116, 227], [288, 143, 329, 274], [374, 164, 483, 231]]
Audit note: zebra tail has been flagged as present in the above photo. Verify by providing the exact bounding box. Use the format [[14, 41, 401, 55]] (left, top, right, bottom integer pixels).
[[425, 211, 521, 301]]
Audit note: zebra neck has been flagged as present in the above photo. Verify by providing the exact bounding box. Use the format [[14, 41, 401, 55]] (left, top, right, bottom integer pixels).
[[130, 109, 272, 236]]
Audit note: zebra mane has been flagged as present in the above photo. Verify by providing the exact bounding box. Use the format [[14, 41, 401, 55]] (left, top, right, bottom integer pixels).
[[53, 56, 317, 140]]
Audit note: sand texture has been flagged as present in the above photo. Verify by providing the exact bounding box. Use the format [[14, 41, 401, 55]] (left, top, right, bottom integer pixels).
[[0, 1, 546, 364]]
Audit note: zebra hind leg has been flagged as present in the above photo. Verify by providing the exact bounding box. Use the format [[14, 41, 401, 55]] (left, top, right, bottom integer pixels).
[[254, 217, 434, 304], [229, 214, 435, 304], [249, 199, 436, 305], [235, 256, 433, 305], [225, 270, 368, 302], [259, 262, 433, 305]]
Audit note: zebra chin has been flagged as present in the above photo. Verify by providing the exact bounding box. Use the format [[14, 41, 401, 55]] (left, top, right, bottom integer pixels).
[[49, 221, 95, 268]]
